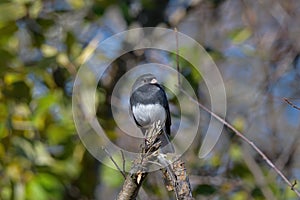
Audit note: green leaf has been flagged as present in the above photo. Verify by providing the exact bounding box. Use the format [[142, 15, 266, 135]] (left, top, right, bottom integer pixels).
[[26, 173, 63, 200], [2, 81, 31, 102], [231, 191, 248, 200], [33, 142, 54, 166], [28, 0, 42, 18], [229, 144, 243, 162], [230, 163, 251, 178], [0, 123, 9, 139], [194, 184, 217, 196], [0, 185, 12, 200], [46, 124, 73, 144], [0, 3, 26, 23], [251, 187, 264, 199], [12, 137, 36, 162], [32, 93, 59, 129], [51, 158, 81, 178], [0, 23, 18, 43], [101, 155, 126, 187], [0, 49, 14, 67], [101, 165, 123, 187], [26, 178, 48, 200], [0, 103, 8, 121]]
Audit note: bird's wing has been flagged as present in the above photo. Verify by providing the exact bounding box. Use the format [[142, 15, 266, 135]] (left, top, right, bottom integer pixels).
[[129, 96, 143, 127], [155, 84, 171, 136]]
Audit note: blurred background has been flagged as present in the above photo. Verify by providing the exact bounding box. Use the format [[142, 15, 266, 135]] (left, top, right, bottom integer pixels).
[[1, 0, 300, 199]]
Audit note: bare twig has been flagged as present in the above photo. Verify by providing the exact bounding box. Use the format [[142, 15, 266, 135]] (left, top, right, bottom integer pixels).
[[178, 86, 300, 198], [268, 131, 300, 180], [121, 150, 126, 174], [103, 147, 126, 178], [242, 144, 276, 200], [292, 180, 298, 190], [283, 98, 300, 111], [175, 27, 181, 86]]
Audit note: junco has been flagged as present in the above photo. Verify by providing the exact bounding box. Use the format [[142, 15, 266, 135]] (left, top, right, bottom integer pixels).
[[130, 74, 174, 153]]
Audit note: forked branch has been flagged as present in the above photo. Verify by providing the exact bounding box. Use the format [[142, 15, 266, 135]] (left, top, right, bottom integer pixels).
[[117, 122, 193, 200]]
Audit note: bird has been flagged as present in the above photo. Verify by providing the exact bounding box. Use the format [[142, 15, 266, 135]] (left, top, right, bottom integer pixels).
[[129, 73, 174, 153]]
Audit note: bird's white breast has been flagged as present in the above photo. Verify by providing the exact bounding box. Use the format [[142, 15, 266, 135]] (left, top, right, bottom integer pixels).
[[132, 103, 166, 127]]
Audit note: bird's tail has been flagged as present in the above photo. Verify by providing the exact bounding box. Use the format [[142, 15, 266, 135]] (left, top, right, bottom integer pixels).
[[158, 128, 175, 154]]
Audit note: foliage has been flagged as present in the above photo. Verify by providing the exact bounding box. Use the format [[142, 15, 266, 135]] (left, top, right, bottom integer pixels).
[[0, 0, 300, 199]]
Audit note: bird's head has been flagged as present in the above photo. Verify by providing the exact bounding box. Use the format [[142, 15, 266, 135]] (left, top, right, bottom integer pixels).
[[132, 74, 158, 91]]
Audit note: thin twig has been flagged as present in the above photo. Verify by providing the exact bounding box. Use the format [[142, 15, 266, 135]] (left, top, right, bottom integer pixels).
[[175, 28, 181, 86], [121, 150, 126, 174], [103, 147, 126, 178], [242, 144, 276, 200], [178, 86, 300, 198], [292, 180, 298, 190], [283, 98, 300, 111]]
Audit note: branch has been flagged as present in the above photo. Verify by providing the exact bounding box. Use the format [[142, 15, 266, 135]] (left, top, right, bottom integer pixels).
[[283, 98, 300, 111], [242, 144, 276, 199], [117, 122, 194, 200], [159, 156, 193, 200], [103, 147, 126, 178], [117, 171, 147, 200], [117, 123, 163, 200], [178, 86, 300, 198]]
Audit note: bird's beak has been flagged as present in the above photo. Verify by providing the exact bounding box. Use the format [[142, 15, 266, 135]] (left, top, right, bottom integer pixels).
[[150, 78, 157, 84]]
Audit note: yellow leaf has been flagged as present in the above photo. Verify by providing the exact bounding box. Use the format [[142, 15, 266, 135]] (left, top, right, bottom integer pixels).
[[41, 44, 58, 57], [232, 28, 251, 44], [232, 116, 245, 132], [4, 73, 24, 85], [67, 0, 85, 9], [229, 144, 242, 161]]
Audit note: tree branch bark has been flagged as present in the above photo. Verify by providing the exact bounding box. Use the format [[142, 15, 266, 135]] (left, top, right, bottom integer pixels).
[[117, 122, 194, 200]]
